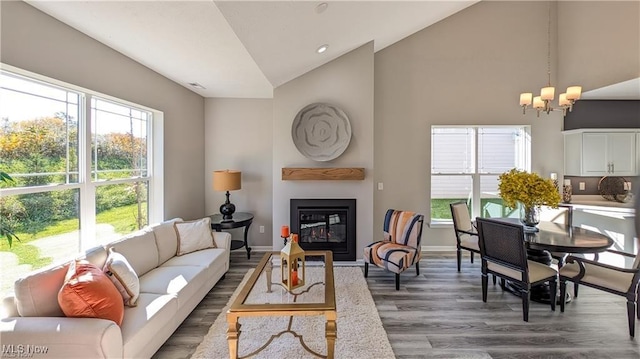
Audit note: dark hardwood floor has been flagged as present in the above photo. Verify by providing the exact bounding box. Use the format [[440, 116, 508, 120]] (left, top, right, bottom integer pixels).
[[153, 251, 640, 359]]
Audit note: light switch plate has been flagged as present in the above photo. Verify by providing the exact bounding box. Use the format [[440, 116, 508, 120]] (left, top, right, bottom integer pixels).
[[377, 182, 384, 190], [579, 182, 585, 190]]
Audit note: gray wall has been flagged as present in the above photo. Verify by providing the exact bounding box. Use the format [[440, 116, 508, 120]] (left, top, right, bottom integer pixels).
[[558, 1, 640, 92], [0, 1, 206, 221], [374, 0, 639, 247], [374, 1, 566, 246], [272, 42, 375, 254], [5, 1, 637, 250], [202, 1, 639, 251], [203, 44, 374, 252], [204, 98, 273, 247]]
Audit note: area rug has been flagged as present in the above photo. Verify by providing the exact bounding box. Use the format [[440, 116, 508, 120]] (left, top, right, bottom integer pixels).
[[192, 266, 395, 359]]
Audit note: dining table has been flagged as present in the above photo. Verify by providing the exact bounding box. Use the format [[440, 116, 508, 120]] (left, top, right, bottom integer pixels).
[[488, 217, 615, 304]]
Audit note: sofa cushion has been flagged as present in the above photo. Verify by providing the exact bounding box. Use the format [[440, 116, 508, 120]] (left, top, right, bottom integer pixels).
[[13, 246, 108, 317], [83, 245, 109, 269], [138, 265, 208, 306], [162, 248, 227, 268], [108, 229, 159, 277], [151, 218, 182, 266], [14, 263, 68, 317], [120, 292, 178, 358], [104, 249, 140, 307], [175, 218, 216, 256], [58, 261, 124, 326]]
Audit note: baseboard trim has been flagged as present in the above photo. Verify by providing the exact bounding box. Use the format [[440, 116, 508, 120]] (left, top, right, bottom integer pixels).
[[422, 245, 457, 252]]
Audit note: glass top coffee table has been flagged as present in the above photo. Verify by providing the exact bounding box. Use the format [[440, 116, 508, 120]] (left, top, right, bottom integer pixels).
[[226, 250, 336, 359]]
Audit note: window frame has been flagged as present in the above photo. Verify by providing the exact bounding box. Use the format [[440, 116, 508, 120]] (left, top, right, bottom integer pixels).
[[0, 63, 164, 250], [430, 125, 531, 226]]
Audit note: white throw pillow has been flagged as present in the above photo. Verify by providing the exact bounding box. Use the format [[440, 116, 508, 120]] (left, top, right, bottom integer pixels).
[[103, 248, 140, 307], [175, 217, 216, 256]]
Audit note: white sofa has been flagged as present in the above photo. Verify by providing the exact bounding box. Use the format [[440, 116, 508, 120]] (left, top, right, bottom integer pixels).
[[0, 219, 231, 358]]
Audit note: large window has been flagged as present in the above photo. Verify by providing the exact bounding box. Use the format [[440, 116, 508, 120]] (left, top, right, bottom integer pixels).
[[430, 126, 531, 223], [0, 66, 162, 297]]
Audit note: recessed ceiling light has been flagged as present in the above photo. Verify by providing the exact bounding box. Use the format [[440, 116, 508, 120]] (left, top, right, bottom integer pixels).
[[316, 44, 329, 54], [315, 2, 328, 14], [188, 82, 206, 90]]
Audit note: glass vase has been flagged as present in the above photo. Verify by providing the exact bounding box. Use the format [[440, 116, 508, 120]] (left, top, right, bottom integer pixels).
[[520, 205, 540, 227]]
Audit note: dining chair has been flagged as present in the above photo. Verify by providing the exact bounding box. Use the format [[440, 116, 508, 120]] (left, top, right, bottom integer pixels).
[[559, 250, 640, 337], [363, 209, 424, 290], [476, 217, 558, 322], [450, 201, 480, 272]]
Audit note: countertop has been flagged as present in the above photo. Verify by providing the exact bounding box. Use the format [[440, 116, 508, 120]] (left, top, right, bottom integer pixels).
[[567, 195, 635, 215]]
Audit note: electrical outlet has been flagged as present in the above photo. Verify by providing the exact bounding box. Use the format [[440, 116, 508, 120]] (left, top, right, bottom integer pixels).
[[624, 182, 631, 191], [579, 182, 585, 191], [377, 182, 384, 190], [259, 225, 265, 233]]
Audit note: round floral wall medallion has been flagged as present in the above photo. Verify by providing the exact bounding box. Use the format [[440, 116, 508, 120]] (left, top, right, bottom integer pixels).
[[291, 103, 352, 162]]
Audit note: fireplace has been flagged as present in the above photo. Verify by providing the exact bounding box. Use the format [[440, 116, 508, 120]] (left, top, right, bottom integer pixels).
[[290, 199, 356, 261]]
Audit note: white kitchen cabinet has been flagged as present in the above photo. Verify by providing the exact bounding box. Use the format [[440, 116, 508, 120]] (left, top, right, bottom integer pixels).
[[564, 129, 637, 176]]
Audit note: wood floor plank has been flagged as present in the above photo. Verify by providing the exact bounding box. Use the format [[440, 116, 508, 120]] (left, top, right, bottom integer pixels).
[[153, 251, 640, 359]]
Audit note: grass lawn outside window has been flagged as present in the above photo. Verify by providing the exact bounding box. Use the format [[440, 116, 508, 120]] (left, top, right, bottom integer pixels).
[[0, 203, 143, 298]]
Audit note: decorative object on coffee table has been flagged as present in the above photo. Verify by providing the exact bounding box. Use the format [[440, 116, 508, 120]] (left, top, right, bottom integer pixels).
[[213, 170, 241, 221], [280, 234, 305, 291], [291, 102, 351, 162], [280, 225, 290, 246]]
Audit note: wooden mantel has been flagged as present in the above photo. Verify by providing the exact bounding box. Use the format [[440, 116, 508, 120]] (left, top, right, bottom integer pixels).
[[282, 167, 365, 181]]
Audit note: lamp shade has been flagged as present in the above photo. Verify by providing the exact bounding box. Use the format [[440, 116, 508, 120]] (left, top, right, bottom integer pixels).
[[519, 93, 533, 106], [540, 86, 555, 101], [533, 96, 544, 109], [566, 86, 582, 101], [213, 170, 241, 191]]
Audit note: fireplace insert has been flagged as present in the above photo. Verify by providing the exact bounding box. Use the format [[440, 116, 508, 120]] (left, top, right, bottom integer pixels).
[[290, 199, 356, 261]]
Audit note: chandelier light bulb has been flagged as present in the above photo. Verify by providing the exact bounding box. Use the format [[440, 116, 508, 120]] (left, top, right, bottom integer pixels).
[[566, 86, 582, 101], [516, 3, 580, 117], [520, 93, 533, 106], [541, 86, 555, 101], [559, 93, 570, 107], [533, 96, 545, 110]]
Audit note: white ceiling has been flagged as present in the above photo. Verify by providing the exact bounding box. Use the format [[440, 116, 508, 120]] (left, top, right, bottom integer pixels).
[[26, 0, 478, 98]]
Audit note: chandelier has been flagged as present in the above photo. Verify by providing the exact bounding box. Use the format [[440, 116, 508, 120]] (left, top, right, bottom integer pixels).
[[519, 3, 581, 117]]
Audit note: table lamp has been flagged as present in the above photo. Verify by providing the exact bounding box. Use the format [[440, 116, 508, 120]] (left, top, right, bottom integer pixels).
[[213, 170, 241, 221]]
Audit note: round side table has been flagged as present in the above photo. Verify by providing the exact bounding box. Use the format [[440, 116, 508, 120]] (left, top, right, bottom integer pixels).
[[208, 212, 253, 259]]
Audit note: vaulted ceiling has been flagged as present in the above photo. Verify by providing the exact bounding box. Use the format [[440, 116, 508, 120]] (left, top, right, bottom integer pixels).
[[26, 0, 478, 98]]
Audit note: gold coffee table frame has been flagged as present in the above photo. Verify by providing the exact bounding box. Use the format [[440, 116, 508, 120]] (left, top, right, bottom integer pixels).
[[226, 250, 336, 359]]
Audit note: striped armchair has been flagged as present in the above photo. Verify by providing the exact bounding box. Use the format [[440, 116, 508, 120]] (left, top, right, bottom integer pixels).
[[363, 209, 425, 290]]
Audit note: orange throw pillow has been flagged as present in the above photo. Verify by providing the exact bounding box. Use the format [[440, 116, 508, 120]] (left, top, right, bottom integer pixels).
[[58, 260, 124, 326]]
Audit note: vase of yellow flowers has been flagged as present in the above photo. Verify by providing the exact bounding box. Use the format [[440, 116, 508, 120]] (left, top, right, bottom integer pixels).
[[498, 168, 561, 227], [520, 205, 540, 227]]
